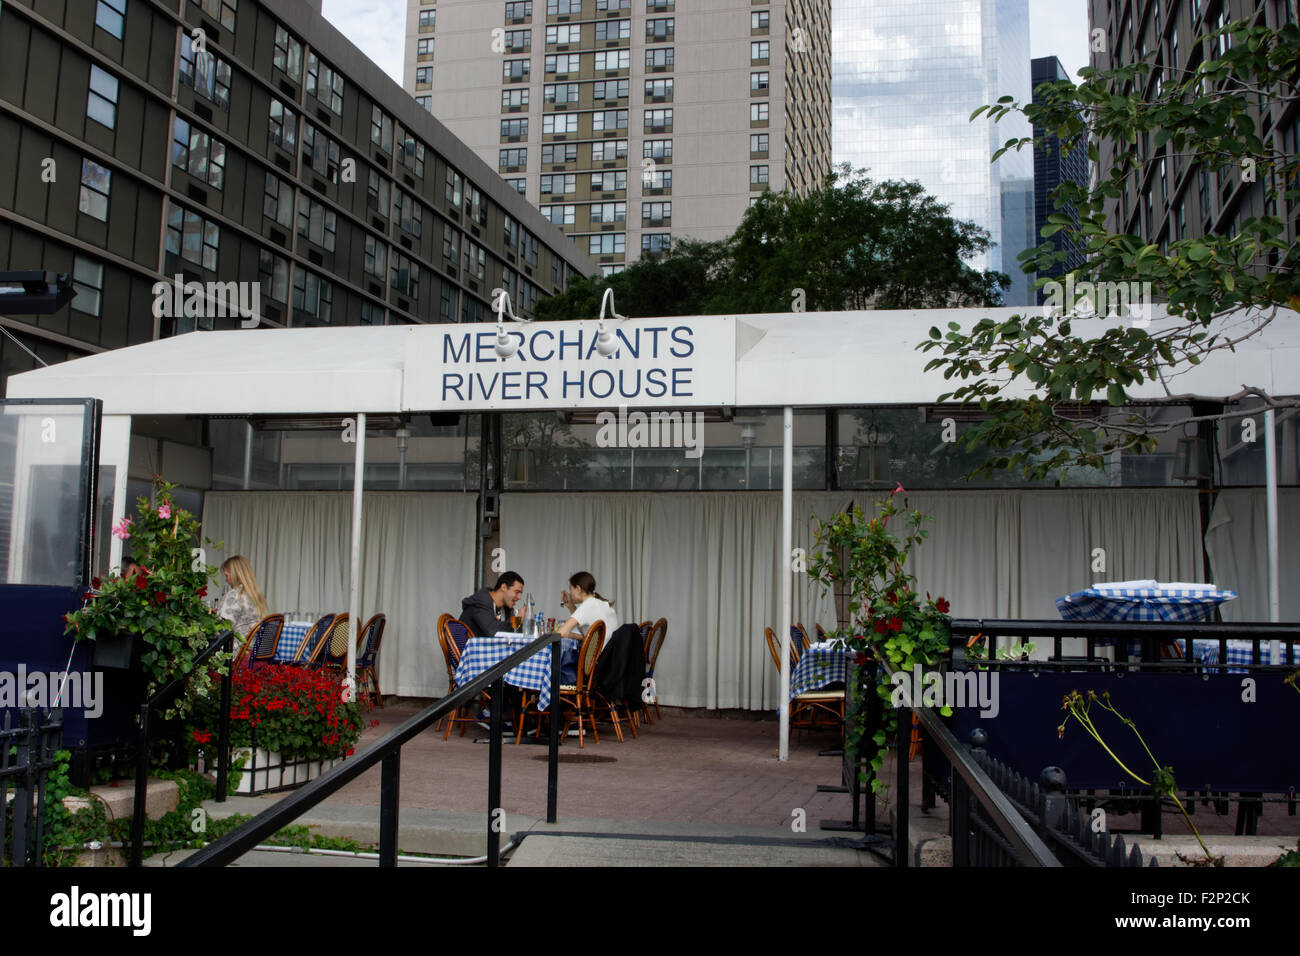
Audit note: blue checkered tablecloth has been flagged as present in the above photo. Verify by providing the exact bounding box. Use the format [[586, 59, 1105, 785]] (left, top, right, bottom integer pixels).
[[1120, 637, 1296, 671], [454, 635, 558, 711], [274, 621, 311, 663], [790, 645, 851, 700], [1056, 583, 1237, 623]]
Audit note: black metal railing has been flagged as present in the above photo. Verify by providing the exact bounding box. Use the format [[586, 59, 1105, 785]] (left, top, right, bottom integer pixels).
[[130, 629, 235, 867], [178, 631, 564, 868], [1, 707, 64, 867]]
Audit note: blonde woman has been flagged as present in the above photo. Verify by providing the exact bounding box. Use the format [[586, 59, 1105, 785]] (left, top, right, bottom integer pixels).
[[216, 555, 269, 643]]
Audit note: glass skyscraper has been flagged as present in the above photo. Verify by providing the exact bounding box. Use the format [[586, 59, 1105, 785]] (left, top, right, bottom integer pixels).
[[832, 0, 1036, 305]]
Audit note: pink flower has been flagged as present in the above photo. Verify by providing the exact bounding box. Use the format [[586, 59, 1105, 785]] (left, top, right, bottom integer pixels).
[[112, 517, 133, 540], [158, 504, 172, 519], [892, 482, 906, 495]]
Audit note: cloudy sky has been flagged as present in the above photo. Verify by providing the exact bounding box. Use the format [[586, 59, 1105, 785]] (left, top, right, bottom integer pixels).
[[323, 0, 1092, 87]]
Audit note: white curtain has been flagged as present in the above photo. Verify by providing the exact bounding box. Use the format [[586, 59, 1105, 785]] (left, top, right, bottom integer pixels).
[[201, 491, 478, 697], [1205, 488, 1300, 621], [503, 489, 1204, 710]]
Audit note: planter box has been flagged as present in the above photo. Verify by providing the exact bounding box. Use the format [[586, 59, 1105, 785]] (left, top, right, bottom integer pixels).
[[90, 631, 137, 670], [231, 747, 345, 796]]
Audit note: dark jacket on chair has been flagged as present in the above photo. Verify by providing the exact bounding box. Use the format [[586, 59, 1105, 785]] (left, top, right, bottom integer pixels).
[[460, 588, 506, 641], [595, 623, 647, 704]]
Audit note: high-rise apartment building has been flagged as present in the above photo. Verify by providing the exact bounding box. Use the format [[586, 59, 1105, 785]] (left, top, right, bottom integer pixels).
[[832, 0, 1036, 306], [1086, 0, 1298, 250], [1031, 55, 1089, 303], [0, 0, 594, 394], [404, 0, 832, 275]]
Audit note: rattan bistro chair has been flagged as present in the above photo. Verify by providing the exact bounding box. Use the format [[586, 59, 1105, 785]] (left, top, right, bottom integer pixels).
[[792, 623, 811, 653], [517, 622, 606, 748], [438, 614, 489, 739], [642, 617, 668, 723], [238, 614, 285, 670], [290, 613, 336, 665], [318, 614, 352, 670], [355, 613, 387, 707], [765, 626, 843, 731]]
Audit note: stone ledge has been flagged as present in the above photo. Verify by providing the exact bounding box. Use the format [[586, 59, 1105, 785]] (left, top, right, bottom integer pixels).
[[63, 777, 180, 823]]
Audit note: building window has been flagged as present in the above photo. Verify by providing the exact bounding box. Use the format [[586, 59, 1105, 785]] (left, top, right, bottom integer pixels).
[[544, 83, 579, 104], [643, 139, 671, 160], [301, 123, 340, 181], [445, 168, 463, 207], [305, 52, 344, 114], [543, 143, 578, 163], [165, 202, 220, 271], [644, 108, 673, 132], [546, 24, 580, 44], [87, 66, 119, 130], [642, 201, 671, 223], [398, 133, 426, 177], [78, 159, 111, 221], [95, 0, 126, 38], [542, 114, 578, 135], [588, 233, 626, 255], [504, 2, 530, 19], [298, 197, 338, 251], [196, 0, 238, 31], [592, 79, 629, 100], [646, 48, 674, 68], [749, 165, 769, 185], [750, 133, 769, 155], [646, 18, 674, 41], [269, 98, 297, 150], [506, 29, 532, 51], [751, 41, 769, 62], [505, 177, 526, 194], [504, 59, 531, 81], [647, 0, 673, 10], [521, 230, 539, 267], [440, 282, 456, 320], [371, 106, 394, 155], [542, 204, 575, 225], [416, 95, 432, 112], [503, 88, 530, 108], [645, 79, 673, 100], [258, 249, 289, 303], [171, 118, 226, 189], [751, 11, 769, 31], [592, 139, 628, 161], [500, 147, 527, 169], [72, 257, 104, 316], [179, 34, 232, 109], [419, 8, 436, 29], [595, 0, 629, 9], [641, 233, 670, 254], [368, 168, 390, 215], [751, 71, 769, 92], [501, 117, 529, 139], [293, 270, 333, 324], [751, 102, 769, 123], [264, 172, 294, 227], [590, 171, 627, 192], [504, 216, 519, 249], [594, 50, 630, 70], [546, 54, 582, 74], [591, 110, 628, 131], [443, 227, 459, 263], [391, 253, 419, 300], [590, 201, 626, 224], [644, 170, 671, 191], [360, 302, 383, 325], [417, 38, 434, 60], [274, 25, 303, 81], [549, 0, 582, 12], [463, 242, 486, 280], [465, 184, 487, 225], [364, 235, 387, 279], [416, 66, 432, 87], [393, 190, 423, 237], [594, 19, 630, 41]]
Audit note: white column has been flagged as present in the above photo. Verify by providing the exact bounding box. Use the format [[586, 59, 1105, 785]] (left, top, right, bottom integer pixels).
[[1266, 409, 1280, 666], [779, 406, 793, 761], [347, 413, 366, 699]]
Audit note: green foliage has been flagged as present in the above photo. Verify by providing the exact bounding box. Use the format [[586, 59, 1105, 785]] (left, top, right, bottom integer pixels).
[[64, 480, 230, 719], [922, 19, 1300, 482], [1271, 839, 1300, 867], [807, 491, 951, 792], [536, 166, 1008, 321]]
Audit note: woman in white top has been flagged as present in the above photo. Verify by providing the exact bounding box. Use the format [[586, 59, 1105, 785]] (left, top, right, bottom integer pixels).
[[558, 571, 620, 644]]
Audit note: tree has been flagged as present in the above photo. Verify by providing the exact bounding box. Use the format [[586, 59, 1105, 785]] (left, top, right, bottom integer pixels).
[[921, 17, 1300, 481], [535, 166, 1008, 321]]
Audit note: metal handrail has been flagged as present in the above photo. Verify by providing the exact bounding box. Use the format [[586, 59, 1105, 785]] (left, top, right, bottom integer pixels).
[[131, 628, 236, 867], [882, 658, 1059, 867], [179, 631, 564, 868]]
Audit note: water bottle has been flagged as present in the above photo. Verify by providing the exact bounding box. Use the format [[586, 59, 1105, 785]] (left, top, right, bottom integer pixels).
[[535, 612, 545, 635]]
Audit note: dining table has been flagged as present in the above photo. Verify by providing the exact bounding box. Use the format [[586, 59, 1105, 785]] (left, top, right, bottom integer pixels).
[[273, 620, 312, 663], [790, 642, 851, 700], [453, 633, 578, 711]]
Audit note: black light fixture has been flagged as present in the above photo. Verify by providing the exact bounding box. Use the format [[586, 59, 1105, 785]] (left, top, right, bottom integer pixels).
[[0, 271, 77, 315]]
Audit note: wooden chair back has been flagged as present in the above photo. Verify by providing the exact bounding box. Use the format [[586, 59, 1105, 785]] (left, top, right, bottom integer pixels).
[[245, 614, 285, 669], [575, 621, 606, 692], [321, 613, 352, 669], [646, 617, 668, 673], [357, 613, 386, 665], [293, 613, 336, 664], [765, 626, 798, 670]]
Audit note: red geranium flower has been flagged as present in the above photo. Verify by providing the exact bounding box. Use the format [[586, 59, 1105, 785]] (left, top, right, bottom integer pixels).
[[854, 651, 869, 666], [935, 597, 950, 614], [198, 586, 208, 598], [888, 617, 903, 632], [136, 575, 148, 590], [192, 729, 213, 744], [873, 620, 887, 635], [154, 591, 166, 605], [91, 577, 102, 589]]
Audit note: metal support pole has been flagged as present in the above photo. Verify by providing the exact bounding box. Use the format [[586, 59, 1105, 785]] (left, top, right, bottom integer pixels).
[[547, 641, 560, 823], [347, 413, 366, 701], [895, 704, 910, 868], [779, 406, 793, 761], [1266, 408, 1280, 652], [216, 632, 232, 802], [242, 421, 253, 490], [130, 703, 150, 867], [379, 751, 400, 867], [487, 676, 505, 867]]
